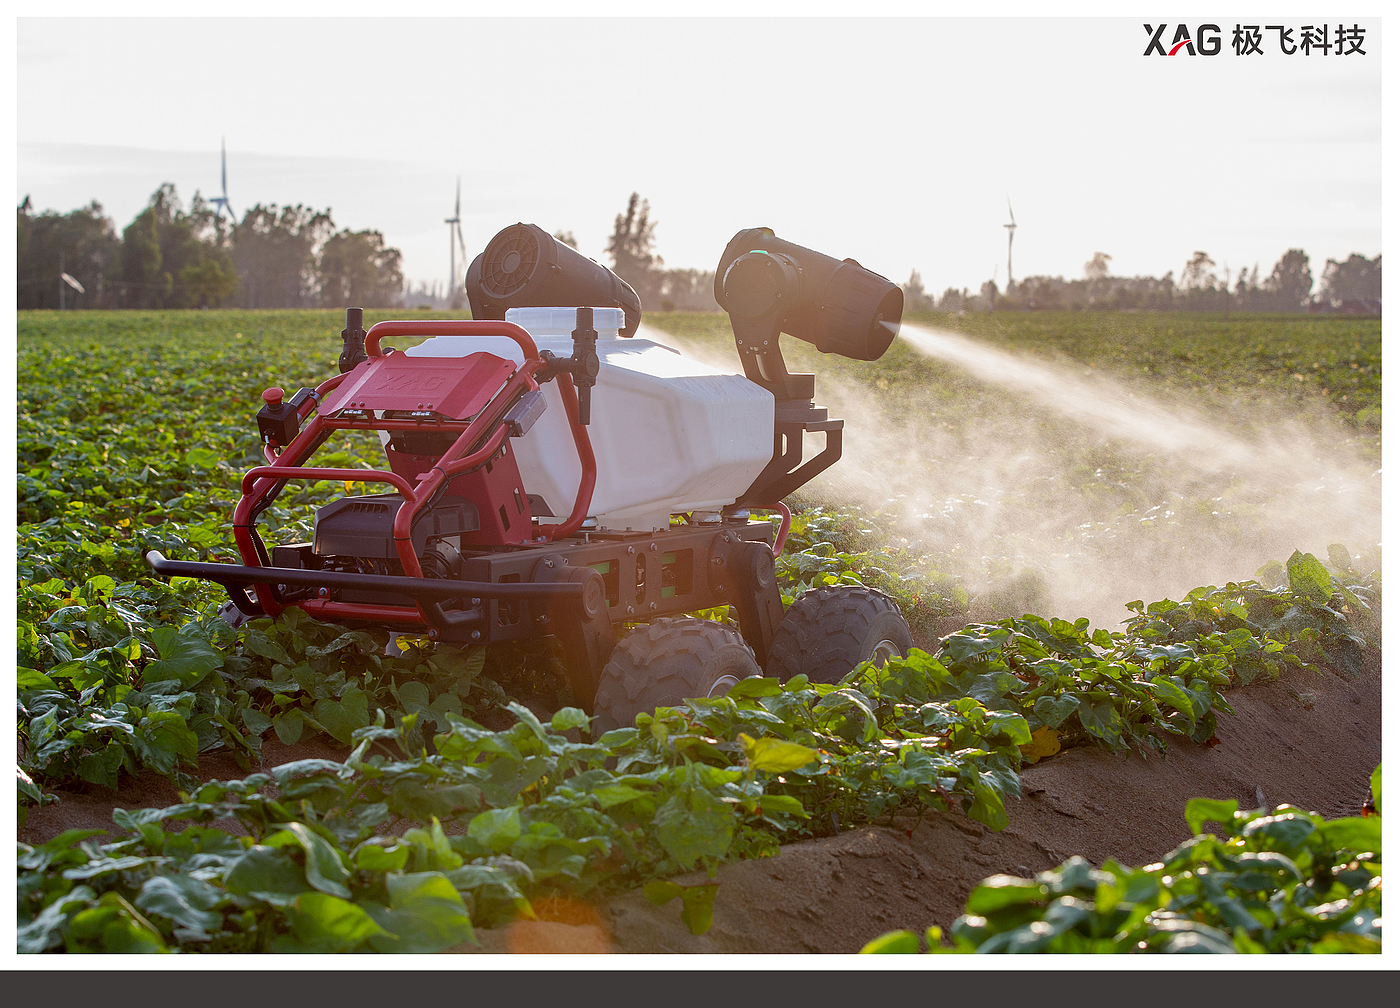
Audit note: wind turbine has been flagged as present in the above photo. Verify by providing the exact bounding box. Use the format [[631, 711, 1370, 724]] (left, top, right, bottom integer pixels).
[[445, 178, 467, 305], [210, 138, 236, 223], [58, 250, 84, 310], [1003, 199, 1017, 291]]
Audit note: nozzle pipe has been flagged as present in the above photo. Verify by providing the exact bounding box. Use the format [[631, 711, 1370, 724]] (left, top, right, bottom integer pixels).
[[339, 307, 368, 373]]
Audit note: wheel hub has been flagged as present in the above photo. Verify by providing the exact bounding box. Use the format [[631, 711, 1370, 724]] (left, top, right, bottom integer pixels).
[[708, 674, 742, 697], [870, 639, 902, 667]]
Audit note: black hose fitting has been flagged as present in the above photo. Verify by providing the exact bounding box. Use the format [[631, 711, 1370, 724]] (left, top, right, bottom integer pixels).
[[539, 306, 602, 425], [339, 307, 368, 373]]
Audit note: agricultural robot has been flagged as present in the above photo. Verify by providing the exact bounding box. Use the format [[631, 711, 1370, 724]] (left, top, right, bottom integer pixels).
[[145, 225, 914, 729]]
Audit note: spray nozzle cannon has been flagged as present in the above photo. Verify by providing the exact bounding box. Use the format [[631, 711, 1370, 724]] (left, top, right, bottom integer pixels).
[[339, 307, 368, 374], [716, 228, 904, 361], [714, 228, 904, 401], [539, 307, 601, 425]]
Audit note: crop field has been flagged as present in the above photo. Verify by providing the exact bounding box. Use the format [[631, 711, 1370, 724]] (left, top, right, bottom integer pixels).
[[16, 309, 1382, 955]]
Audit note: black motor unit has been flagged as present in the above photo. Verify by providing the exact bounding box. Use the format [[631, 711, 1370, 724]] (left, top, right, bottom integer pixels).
[[466, 223, 643, 337], [313, 493, 479, 560], [714, 227, 904, 361]]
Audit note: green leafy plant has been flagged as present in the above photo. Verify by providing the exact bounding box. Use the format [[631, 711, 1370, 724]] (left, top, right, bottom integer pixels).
[[17, 700, 813, 953], [1123, 548, 1379, 681], [861, 766, 1382, 955], [19, 596, 499, 794]]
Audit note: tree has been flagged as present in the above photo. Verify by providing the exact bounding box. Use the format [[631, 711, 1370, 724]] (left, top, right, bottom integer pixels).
[[1265, 248, 1313, 310], [1320, 254, 1381, 308], [902, 269, 933, 311], [179, 259, 239, 308], [606, 192, 663, 309], [938, 287, 968, 311], [16, 197, 121, 308], [1083, 252, 1112, 281], [231, 204, 334, 308], [656, 268, 719, 311], [553, 230, 578, 249], [1181, 251, 1217, 289], [979, 279, 998, 310], [120, 206, 165, 308], [178, 192, 239, 307], [319, 228, 405, 308], [113, 185, 239, 308]]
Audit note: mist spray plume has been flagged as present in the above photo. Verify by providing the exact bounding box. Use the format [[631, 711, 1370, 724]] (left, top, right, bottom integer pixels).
[[640, 320, 1380, 629]]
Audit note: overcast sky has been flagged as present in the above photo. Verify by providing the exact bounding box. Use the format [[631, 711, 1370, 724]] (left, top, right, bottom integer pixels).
[[16, 15, 1382, 295]]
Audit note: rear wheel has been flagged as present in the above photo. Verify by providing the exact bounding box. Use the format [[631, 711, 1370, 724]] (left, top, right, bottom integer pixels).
[[765, 586, 914, 684], [592, 617, 762, 733]]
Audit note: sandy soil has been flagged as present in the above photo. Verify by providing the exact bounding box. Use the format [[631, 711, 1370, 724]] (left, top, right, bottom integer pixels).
[[20, 656, 1380, 956]]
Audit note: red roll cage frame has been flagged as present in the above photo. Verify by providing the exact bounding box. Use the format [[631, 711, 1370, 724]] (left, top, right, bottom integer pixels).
[[233, 319, 598, 624]]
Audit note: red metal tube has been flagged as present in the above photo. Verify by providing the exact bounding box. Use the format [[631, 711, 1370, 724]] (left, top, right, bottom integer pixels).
[[753, 502, 792, 557], [241, 466, 418, 500], [297, 600, 428, 625], [439, 424, 511, 476], [308, 372, 348, 414], [364, 319, 539, 361], [543, 374, 597, 541]]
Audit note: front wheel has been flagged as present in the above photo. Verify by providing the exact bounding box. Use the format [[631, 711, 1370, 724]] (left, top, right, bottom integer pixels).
[[765, 586, 914, 684], [592, 617, 761, 733]]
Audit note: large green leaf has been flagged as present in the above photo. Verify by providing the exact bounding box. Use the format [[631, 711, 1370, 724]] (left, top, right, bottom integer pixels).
[[940, 627, 1010, 664], [144, 626, 223, 687], [1032, 694, 1080, 730], [680, 883, 719, 935], [134, 875, 223, 935], [281, 892, 385, 953], [467, 807, 522, 854], [1318, 816, 1381, 854], [550, 707, 592, 733], [266, 822, 352, 898], [272, 708, 304, 746], [16, 885, 97, 953], [964, 875, 1045, 915], [223, 846, 315, 906], [135, 709, 199, 774], [1239, 814, 1316, 852], [861, 930, 921, 954], [243, 629, 294, 666], [1184, 797, 1239, 837], [1285, 551, 1335, 603], [738, 733, 818, 773], [654, 786, 734, 869], [364, 872, 475, 953], [965, 781, 1009, 832], [1075, 699, 1123, 746], [1150, 676, 1196, 726]]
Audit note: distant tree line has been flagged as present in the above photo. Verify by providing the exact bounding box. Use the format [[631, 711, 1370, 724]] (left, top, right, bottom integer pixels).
[[902, 247, 1381, 315], [16, 185, 403, 310], [23, 183, 1376, 318]]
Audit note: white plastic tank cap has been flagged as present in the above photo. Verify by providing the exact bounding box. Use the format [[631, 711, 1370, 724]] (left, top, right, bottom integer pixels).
[[505, 306, 625, 337]]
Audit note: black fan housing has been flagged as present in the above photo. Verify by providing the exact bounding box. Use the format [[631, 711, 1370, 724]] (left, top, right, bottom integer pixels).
[[466, 223, 642, 336]]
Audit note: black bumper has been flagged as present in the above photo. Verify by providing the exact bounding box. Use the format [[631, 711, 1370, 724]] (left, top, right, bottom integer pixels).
[[143, 549, 585, 634]]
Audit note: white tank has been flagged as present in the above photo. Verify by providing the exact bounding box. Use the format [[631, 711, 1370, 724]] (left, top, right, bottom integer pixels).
[[402, 307, 775, 532]]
